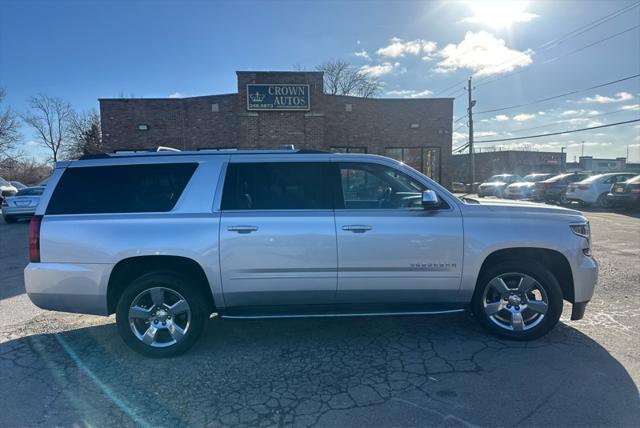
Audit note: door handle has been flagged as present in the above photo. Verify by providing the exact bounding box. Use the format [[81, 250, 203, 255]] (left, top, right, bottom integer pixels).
[[227, 225, 259, 234], [341, 225, 372, 233]]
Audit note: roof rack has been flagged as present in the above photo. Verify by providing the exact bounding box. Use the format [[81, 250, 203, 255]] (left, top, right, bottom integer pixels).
[[79, 146, 331, 160]]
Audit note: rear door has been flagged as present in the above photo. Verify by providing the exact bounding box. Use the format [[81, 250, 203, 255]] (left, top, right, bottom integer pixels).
[[218, 160, 338, 307], [333, 161, 463, 304]]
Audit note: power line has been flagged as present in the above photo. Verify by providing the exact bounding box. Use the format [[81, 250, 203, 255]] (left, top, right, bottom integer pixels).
[[478, 107, 640, 137], [432, 2, 640, 96], [475, 24, 640, 90], [475, 73, 640, 115], [453, 114, 468, 124], [474, 119, 640, 144]]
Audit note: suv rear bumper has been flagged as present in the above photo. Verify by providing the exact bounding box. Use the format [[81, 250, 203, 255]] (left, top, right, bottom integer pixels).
[[24, 262, 112, 315]]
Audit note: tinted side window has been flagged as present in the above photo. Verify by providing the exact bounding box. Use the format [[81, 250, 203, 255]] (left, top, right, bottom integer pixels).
[[221, 162, 332, 210], [47, 163, 197, 214], [338, 162, 427, 209]]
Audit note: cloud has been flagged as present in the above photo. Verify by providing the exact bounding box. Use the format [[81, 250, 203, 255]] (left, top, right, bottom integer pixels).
[[513, 113, 536, 122], [359, 62, 400, 77], [376, 37, 437, 58], [621, 104, 640, 111], [460, 1, 539, 29], [579, 92, 634, 104], [168, 92, 183, 98], [494, 114, 509, 121], [386, 89, 433, 98], [558, 117, 590, 125], [452, 131, 467, 144], [568, 141, 611, 148], [354, 50, 370, 60], [435, 31, 533, 76], [475, 131, 498, 137], [560, 109, 600, 116]]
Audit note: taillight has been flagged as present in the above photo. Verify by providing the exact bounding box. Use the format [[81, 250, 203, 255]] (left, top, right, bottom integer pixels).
[[629, 184, 640, 193], [29, 215, 42, 263]]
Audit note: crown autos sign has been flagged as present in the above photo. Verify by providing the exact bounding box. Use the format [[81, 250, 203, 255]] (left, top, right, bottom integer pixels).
[[246, 84, 310, 111]]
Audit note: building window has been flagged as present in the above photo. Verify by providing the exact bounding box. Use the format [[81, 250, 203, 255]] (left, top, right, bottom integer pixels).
[[330, 146, 367, 154], [385, 147, 441, 182]]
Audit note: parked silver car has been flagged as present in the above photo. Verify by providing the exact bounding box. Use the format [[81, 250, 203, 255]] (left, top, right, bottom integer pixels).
[[504, 174, 554, 200], [477, 174, 522, 197], [0, 176, 18, 204], [2, 186, 45, 223], [24, 149, 597, 357], [565, 172, 636, 207]]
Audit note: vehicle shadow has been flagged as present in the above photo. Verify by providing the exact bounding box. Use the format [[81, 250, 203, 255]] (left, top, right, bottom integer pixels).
[[1, 314, 639, 427]]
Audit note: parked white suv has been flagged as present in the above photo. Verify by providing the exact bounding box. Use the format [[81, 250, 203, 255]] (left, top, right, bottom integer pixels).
[[24, 149, 598, 357]]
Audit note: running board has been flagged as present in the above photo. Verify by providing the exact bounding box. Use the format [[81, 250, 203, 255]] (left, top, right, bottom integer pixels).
[[220, 309, 465, 320]]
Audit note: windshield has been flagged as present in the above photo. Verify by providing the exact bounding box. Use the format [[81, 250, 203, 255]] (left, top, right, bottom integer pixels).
[[522, 174, 550, 182], [487, 175, 510, 182], [16, 187, 45, 196], [580, 174, 607, 183], [627, 175, 640, 184], [0, 177, 11, 186]]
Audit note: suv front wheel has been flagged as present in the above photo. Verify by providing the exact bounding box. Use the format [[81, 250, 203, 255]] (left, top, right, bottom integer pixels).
[[472, 261, 563, 340], [116, 271, 208, 357]]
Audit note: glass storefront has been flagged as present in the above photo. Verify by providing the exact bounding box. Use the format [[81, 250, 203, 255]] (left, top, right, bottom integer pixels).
[[384, 147, 441, 182]]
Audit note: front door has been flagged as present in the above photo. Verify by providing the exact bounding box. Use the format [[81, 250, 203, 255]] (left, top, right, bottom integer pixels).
[[219, 161, 337, 307], [333, 161, 463, 304]]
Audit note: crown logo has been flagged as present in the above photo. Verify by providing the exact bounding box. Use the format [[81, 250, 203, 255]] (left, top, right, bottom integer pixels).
[[249, 91, 266, 103]]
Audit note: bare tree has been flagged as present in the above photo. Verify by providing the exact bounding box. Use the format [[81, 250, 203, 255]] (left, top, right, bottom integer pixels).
[[65, 109, 102, 159], [316, 60, 382, 98], [0, 88, 20, 158], [21, 94, 74, 163]]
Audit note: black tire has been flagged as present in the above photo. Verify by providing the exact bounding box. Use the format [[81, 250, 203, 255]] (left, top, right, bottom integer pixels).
[[596, 193, 611, 208], [558, 192, 570, 205], [116, 271, 208, 358], [472, 260, 563, 341], [3, 215, 16, 223]]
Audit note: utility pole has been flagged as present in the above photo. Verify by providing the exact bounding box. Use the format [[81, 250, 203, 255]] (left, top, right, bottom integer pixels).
[[467, 77, 476, 188], [560, 147, 566, 173], [581, 141, 585, 157]]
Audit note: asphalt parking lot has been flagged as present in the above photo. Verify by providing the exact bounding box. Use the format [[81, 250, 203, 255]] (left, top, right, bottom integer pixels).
[[1, 209, 639, 427]]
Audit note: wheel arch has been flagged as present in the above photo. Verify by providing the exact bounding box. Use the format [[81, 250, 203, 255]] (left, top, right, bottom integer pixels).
[[107, 255, 216, 315], [476, 247, 575, 303]]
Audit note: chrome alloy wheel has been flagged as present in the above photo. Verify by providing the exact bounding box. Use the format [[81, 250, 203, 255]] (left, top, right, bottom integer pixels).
[[128, 287, 191, 348], [482, 273, 549, 332]]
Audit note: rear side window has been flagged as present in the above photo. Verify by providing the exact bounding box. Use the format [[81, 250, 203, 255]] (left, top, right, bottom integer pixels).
[[221, 162, 332, 210], [46, 163, 197, 214]]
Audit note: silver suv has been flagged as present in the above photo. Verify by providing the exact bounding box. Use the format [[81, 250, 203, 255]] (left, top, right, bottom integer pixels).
[[24, 149, 598, 357]]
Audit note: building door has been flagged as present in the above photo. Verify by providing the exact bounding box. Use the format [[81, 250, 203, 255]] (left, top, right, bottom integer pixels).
[[332, 161, 463, 304], [219, 161, 338, 307]]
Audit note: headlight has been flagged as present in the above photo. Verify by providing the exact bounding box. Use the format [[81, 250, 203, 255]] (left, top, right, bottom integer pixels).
[[570, 222, 591, 256]]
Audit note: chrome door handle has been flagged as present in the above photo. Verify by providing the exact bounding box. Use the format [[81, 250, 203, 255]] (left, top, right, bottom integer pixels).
[[341, 225, 372, 233], [227, 225, 259, 234]]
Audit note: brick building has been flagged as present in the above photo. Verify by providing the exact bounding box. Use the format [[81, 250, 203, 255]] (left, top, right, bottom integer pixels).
[[99, 71, 454, 186], [451, 150, 567, 182]]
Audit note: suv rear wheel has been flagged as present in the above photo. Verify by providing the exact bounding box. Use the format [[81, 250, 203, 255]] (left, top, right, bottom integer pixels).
[[115, 271, 208, 357], [472, 261, 563, 340]]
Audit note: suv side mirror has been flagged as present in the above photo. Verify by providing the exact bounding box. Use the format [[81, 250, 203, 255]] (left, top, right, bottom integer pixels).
[[422, 190, 440, 209]]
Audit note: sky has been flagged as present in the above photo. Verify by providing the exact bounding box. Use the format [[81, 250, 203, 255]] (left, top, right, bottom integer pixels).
[[1, 0, 639, 162]]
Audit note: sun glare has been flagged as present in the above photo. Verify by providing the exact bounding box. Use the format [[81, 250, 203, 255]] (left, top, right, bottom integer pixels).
[[464, 1, 538, 29]]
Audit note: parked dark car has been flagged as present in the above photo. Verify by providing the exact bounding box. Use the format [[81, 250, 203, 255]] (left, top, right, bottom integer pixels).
[[607, 175, 640, 207], [535, 172, 591, 204]]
